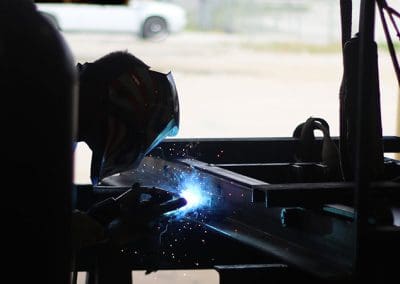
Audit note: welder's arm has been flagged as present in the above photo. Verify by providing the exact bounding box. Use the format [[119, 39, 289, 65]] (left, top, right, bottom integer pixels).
[[80, 183, 186, 247], [105, 184, 187, 245]]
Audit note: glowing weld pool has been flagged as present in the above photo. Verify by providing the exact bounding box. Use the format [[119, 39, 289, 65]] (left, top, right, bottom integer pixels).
[[166, 171, 213, 218]]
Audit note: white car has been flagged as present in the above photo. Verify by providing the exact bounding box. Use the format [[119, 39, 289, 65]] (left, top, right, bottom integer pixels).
[[35, 0, 187, 39]]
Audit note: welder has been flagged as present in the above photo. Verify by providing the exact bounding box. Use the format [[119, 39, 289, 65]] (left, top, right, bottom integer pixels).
[[73, 51, 187, 248], [71, 51, 188, 283]]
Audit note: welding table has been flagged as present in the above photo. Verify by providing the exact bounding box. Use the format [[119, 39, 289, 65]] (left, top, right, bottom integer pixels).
[[74, 136, 400, 284]]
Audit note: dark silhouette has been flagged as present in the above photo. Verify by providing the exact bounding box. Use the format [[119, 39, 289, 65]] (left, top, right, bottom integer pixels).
[[1, 1, 76, 283], [1, 1, 184, 283]]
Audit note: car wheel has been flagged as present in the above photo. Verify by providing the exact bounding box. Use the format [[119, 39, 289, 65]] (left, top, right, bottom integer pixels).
[[141, 16, 168, 40]]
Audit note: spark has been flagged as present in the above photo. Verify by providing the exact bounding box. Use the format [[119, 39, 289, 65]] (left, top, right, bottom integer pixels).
[[165, 171, 212, 218], [180, 187, 205, 211]]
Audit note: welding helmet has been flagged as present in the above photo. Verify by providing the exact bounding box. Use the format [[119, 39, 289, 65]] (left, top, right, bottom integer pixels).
[[79, 54, 179, 184]]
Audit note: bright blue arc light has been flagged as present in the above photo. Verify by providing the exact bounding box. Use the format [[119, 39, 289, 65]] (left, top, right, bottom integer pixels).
[[180, 186, 204, 210], [165, 171, 212, 218]]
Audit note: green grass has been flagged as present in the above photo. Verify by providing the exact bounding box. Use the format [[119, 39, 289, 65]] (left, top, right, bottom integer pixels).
[[378, 41, 400, 52]]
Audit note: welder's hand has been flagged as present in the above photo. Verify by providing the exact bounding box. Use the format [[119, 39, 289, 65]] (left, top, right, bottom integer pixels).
[[106, 183, 187, 246]]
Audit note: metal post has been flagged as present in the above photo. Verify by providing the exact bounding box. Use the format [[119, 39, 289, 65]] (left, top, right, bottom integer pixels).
[[354, 0, 377, 281], [397, 88, 400, 160]]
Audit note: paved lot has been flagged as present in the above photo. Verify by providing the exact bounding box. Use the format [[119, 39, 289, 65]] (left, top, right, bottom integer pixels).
[[64, 31, 397, 137], [65, 31, 398, 184]]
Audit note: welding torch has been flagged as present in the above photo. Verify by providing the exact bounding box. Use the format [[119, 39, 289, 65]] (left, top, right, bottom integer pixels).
[[87, 183, 187, 227]]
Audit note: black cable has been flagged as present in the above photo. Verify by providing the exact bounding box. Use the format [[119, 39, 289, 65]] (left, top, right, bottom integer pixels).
[[377, 0, 400, 86]]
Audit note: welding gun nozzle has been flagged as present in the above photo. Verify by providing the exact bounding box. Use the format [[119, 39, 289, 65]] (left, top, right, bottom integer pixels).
[[159, 197, 187, 215]]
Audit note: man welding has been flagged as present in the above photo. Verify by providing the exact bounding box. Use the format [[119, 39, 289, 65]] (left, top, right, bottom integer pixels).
[[77, 51, 180, 186], [73, 51, 187, 248], [72, 51, 188, 283]]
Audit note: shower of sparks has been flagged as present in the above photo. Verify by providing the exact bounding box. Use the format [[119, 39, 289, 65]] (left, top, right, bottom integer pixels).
[[165, 170, 213, 219], [181, 187, 203, 210]]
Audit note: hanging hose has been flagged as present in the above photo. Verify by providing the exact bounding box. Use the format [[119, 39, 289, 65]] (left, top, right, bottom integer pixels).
[[377, 0, 400, 84]]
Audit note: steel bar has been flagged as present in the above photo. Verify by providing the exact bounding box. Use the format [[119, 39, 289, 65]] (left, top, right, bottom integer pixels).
[[254, 182, 353, 207], [204, 216, 353, 281], [215, 264, 292, 284], [354, 0, 379, 279], [155, 136, 400, 164], [253, 181, 400, 208]]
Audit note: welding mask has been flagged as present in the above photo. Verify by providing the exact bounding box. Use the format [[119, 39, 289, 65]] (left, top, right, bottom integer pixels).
[[89, 65, 179, 184]]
